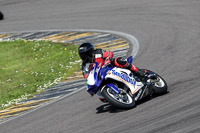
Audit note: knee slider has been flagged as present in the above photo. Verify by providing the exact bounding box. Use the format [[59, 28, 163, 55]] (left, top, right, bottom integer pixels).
[[116, 57, 127, 65]]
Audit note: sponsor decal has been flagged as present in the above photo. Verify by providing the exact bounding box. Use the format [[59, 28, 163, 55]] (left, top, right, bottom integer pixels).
[[111, 70, 136, 86]]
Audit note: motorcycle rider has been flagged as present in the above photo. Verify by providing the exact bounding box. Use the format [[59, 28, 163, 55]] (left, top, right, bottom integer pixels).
[[78, 42, 146, 79], [78, 42, 147, 98]]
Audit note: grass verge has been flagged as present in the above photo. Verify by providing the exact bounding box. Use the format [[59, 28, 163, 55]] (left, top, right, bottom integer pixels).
[[0, 40, 81, 109]]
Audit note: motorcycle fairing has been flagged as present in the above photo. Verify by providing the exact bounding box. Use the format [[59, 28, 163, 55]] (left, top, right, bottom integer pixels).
[[104, 83, 120, 94], [127, 56, 133, 64], [87, 63, 102, 94], [105, 67, 143, 94]]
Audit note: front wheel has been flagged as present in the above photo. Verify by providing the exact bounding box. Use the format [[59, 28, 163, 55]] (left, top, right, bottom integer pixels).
[[101, 86, 135, 109]]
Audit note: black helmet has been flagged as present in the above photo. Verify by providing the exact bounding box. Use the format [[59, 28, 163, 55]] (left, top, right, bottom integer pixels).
[[78, 42, 94, 62]]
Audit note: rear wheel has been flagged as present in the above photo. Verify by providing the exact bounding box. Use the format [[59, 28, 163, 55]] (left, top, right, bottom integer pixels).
[[101, 86, 135, 109], [152, 75, 168, 94], [146, 70, 168, 95]]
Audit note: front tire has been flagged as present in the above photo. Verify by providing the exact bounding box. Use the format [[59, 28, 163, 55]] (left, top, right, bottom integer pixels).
[[101, 86, 135, 109]]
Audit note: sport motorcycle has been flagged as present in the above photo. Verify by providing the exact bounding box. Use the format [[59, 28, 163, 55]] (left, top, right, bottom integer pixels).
[[84, 56, 168, 109]]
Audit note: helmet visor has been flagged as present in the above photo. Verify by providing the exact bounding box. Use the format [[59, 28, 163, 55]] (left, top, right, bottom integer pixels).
[[79, 52, 93, 62], [79, 48, 93, 62]]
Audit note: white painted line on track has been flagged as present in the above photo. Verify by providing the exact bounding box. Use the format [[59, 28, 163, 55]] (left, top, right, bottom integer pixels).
[[0, 29, 139, 125]]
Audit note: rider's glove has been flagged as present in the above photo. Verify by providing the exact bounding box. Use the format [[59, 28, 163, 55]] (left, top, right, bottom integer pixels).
[[102, 57, 111, 68], [104, 57, 111, 65]]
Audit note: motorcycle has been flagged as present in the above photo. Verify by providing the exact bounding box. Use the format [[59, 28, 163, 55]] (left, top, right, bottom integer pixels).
[[84, 56, 168, 109]]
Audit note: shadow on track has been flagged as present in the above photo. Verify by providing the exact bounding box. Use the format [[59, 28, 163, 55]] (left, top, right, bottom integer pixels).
[[0, 11, 4, 20], [96, 91, 169, 114], [96, 104, 127, 114]]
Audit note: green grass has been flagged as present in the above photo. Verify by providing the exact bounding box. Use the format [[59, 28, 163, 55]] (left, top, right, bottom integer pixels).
[[0, 40, 81, 109]]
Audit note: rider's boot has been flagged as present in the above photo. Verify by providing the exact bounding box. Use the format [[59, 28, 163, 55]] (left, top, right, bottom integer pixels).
[[129, 64, 147, 82]]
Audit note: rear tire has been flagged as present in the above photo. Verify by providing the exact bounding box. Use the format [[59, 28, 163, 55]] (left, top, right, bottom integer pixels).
[[101, 86, 135, 109], [152, 75, 168, 95], [146, 70, 168, 95]]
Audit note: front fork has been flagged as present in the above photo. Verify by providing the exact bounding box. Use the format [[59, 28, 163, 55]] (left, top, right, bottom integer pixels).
[[97, 83, 120, 99]]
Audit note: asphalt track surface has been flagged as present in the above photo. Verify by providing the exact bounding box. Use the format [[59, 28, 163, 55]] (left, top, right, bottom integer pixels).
[[0, 0, 200, 133]]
